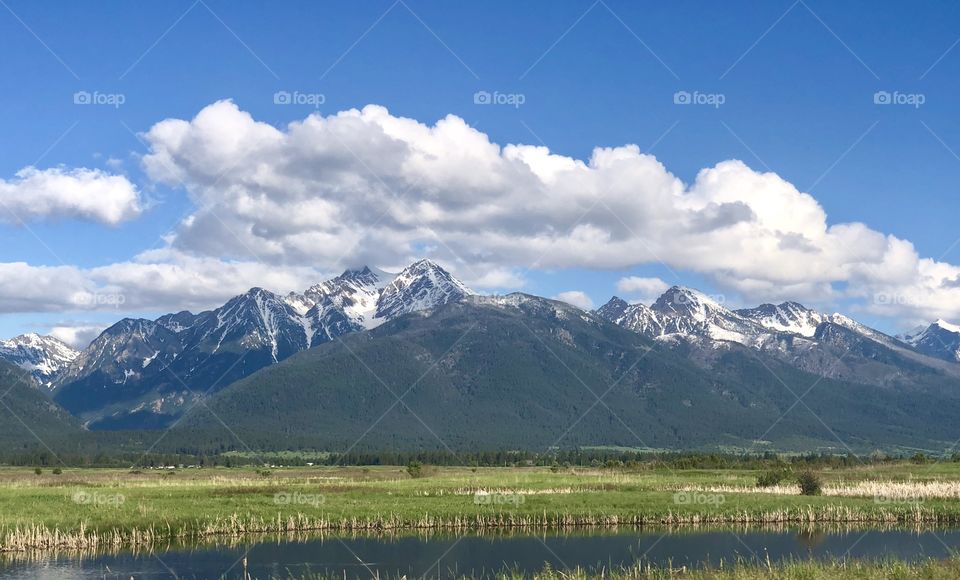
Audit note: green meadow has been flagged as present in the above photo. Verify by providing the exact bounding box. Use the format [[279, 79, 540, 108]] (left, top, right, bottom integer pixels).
[[2, 461, 960, 551]]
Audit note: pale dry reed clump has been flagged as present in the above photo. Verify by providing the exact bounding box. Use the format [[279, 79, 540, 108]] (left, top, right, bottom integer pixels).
[[828, 481, 960, 500], [675, 480, 960, 500], [415, 487, 580, 497], [4, 504, 960, 553]]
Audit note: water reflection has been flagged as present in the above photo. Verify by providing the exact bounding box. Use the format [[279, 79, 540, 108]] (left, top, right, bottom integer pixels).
[[0, 524, 957, 579]]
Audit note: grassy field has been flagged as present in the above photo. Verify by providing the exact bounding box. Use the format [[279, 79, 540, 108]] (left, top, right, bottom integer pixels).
[[467, 559, 960, 579], [256, 558, 960, 579], [2, 462, 960, 551]]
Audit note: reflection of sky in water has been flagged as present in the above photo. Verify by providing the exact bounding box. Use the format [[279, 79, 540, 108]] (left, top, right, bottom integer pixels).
[[1, 528, 958, 580]]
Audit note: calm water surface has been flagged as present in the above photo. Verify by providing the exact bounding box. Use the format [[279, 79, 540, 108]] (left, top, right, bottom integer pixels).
[[2, 527, 958, 579]]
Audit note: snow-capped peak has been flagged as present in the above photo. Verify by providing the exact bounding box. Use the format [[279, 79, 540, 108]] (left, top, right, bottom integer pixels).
[[284, 265, 394, 340], [651, 286, 725, 322], [595, 296, 630, 321], [898, 320, 960, 345], [899, 319, 960, 363], [736, 301, 825, 338], [826, 313, 884, 339], [282, 260, 475, 345], [603, 289, 831, 348], [374, 260, 473, 321], [935, 319, 960, 334], [0, 333, 76, 355], [296, 266, 391, 324], [595, 297, 667, 336], [0, 333, 79, 388], [209, 287, 306, 361]]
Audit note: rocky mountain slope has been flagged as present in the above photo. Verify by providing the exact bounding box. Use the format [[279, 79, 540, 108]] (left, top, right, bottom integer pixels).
[[8, 263, 960, 453], [165, 294, 960, 453], [50, 260, 472, 429], [0, 359, 81, 448], [0, 334, 78, 388], [596, 287, 960, 389], [901, 320, 960, 363]]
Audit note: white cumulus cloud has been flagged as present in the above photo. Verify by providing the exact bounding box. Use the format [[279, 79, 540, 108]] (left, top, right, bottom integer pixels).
[[128, 100, 960, 325], [554, 291, 594, 310], [616, 277, 670, 303], [0, 252, 328, 316], [0, 101, 957, 330], [0, 166, 141, 225], [48, 323, 108, 349]]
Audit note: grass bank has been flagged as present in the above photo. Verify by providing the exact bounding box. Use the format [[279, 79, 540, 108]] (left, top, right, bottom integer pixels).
[[3, 463, 960, 551], [476, 558, 960, 579]]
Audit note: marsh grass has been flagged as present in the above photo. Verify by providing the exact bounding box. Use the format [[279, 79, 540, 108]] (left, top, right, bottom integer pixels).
[[497, 558, 960, 580], [270, 557, 960, 579], [2, 464, 960, 552], [678, 480, 960, 499]]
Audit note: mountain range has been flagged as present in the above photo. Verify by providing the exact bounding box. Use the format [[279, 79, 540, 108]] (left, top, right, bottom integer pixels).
[[0, 334, 78, 388], [4, 259, 960, 452], [166, 291, 960, 453], [901, 320, 960, 363], [44, 260, 472, 429]]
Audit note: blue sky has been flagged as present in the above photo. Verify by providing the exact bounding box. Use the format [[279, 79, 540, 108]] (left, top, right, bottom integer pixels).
[[3, 0, 960, 343]]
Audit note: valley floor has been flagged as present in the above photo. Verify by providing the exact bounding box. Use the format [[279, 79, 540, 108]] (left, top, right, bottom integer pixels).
[[391, 559, 960, 580], [2, 462, 960, 552], [282, 559, 960, 579]]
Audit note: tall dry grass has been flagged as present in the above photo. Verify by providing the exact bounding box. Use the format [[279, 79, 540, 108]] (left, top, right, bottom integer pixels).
[[3, 505, 957, 552], [676, 480, 960, 500]]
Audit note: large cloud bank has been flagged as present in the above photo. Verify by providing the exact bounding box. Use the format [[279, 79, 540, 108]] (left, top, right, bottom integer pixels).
[[1, 101, 957, 329], [0, 166, 141, 225]]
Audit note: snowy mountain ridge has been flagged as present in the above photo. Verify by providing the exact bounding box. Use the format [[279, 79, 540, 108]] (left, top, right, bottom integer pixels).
[[594, 287, 960, 389], [44, 260, 473, 428], [0, 334, 78, 388], [10, 262, 960, 430], [900, 319, 960, 362], [596, 287, 904, 350]]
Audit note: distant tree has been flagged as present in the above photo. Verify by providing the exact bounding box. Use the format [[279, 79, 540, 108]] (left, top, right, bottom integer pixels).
[[756, 468, 792, 488], [797, 471, 822, 496], [406, 461, 424, 478]]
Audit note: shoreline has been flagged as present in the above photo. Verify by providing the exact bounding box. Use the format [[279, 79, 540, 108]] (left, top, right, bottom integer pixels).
[[4, 506, 960, 553]]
